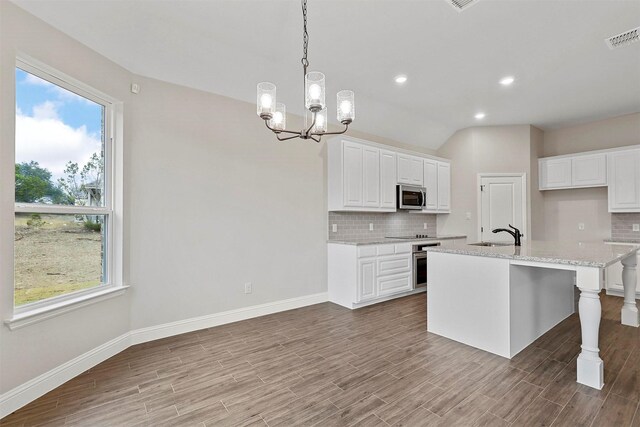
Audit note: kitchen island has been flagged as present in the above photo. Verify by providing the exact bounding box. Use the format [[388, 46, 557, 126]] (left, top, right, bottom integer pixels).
[[424, 240, 640, 390]]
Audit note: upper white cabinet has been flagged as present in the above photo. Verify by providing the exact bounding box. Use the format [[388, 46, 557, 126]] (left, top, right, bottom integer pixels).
[[437, 162, 451, 211], [424, 159, 438, 211], [342, 141, 364, 207], [380, 149, 397, 209], [362, 146, 381, 207], [422, 159, 450, 213], [328, 137, 451, 213], [539, 158, 572, 189], [572, 154, 607, 187], [539, 153, 606, 190], [539, 146, 640, 213], [397, 154, 424, 186], [328, 138, 396, 212], [608, 149, 640, 212]]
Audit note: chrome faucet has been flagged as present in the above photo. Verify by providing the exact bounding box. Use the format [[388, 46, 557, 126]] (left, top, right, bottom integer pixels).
[[492, 224, 522, 246]]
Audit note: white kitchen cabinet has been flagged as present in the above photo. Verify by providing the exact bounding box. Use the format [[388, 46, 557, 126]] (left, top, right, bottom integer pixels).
[[437, 162, 451, 212], [605, 249, 640, 297], [572, 154, 607, 187], [363, 146, 381, 207], [420, 159, 450, 213], [342, 141, 364, 207], [423, 159, 438, 211], [358, 259, 377, 301], [539, 158, 572, 189], [608, 149, 640, 212], [397, 154, 424, 186], [379, 149, 397, 209], [329, 139, 395, 212], [328, 242, 420, 309]]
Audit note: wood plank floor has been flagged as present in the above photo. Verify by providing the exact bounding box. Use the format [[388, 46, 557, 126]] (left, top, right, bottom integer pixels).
[[2, 294, 639, 426]]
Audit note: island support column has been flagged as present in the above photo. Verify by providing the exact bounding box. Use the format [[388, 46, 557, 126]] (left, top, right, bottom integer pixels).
[[576, 267, 604, 390], [621, 254, 640, 327]]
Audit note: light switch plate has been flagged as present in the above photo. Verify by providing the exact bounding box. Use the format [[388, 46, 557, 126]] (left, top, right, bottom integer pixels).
[[332, 224, 337, 233], [369, 223, 374, 231], [578, 223, 585, 230], [633, 224, 640, 232]]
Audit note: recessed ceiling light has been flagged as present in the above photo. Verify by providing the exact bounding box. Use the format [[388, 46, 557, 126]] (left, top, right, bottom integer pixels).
[[475, 112, 486, 120], [394, 75, 407, 84], [499, 76, 515, 86]]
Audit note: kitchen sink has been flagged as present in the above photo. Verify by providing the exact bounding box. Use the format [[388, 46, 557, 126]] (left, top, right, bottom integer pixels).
[[468, 242, 513, 247]]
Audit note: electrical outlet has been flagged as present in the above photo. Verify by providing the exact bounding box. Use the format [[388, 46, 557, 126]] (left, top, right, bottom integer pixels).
[[369, 223, 374, 231], [578, 223, 585, 231], [633, 224, 640, 232], [466, 212, 471, 220], [244, 282, 252, 294], [332, 224, 337, 233], [423, 223, 428, 230]]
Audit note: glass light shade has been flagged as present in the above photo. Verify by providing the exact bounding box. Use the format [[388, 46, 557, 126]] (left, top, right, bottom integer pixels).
[[269, 103, 286, 131], [305, 71, 326, 111], [337, 90, 355, 124], [311, 108, 327, 133], [256, 82, 276, 118]]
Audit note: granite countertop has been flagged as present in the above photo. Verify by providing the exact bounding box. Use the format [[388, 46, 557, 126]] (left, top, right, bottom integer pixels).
[[327, 235, 467, 246], [423, 240, 640, 268], [604, 238, 640, 244]]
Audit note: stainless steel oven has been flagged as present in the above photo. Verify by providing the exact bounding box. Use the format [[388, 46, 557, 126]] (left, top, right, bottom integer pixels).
[[397, 185, 426, 210], [413, 242, 440, 289]]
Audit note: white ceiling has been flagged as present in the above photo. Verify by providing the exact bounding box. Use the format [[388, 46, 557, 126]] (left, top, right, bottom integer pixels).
[[11, 0, 640, 150]]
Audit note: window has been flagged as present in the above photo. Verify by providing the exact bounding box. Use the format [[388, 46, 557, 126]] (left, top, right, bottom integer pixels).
[[13, 57, 122, 312]]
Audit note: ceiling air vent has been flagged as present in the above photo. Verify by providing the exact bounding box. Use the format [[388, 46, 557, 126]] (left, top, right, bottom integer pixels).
[[605, 27, 639, 50], [447, 0, 478, 12]]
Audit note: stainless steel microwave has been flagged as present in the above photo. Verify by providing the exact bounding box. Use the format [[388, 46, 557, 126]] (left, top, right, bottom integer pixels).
[[397, 185, 426, 210]]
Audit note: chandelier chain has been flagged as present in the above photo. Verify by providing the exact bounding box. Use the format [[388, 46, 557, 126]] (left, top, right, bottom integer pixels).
[[301, 0, 309, 75]]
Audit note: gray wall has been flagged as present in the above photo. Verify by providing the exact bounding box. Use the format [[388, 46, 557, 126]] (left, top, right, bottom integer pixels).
[[0, 1, 435, 397]]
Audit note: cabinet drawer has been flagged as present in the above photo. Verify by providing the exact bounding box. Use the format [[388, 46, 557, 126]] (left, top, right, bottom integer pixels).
[[357, 246, 377, 258], [377, 254, 411, 276], [395, 243, 412, 254], [377, 245, 395, 256], [377, 273, 412, 296]]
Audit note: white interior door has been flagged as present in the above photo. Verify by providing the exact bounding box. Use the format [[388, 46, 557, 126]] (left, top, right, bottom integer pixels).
[[480, 175, 525, 243]]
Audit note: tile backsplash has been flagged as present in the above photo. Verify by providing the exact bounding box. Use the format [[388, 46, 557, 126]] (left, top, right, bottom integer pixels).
[[611, 213, 640, 241], [328, 211, 437, 240]]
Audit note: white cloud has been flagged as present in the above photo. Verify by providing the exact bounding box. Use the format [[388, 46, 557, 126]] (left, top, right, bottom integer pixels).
[[15, 110, 102, 182], [32, 101, 60, 120]]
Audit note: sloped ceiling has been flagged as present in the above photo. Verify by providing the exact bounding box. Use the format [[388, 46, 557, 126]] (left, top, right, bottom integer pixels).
[[10, 0, 640, 149]]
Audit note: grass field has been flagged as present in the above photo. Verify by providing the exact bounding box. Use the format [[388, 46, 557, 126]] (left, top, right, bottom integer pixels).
[[14, 214, 104, 306]]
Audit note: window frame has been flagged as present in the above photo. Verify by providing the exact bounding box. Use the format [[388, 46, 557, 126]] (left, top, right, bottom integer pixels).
[[11, 55, 124, 319]]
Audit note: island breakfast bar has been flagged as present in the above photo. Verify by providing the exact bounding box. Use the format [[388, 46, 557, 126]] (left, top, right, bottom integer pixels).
[[425, 241, 640, 390]]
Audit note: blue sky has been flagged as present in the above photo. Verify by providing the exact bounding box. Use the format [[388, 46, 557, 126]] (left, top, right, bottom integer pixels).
[[15, 67, 104, 182], [16, 68, 103, 135]]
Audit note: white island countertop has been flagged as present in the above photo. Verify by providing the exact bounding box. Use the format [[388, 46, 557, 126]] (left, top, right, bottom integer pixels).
[[424, 240, 640, 268]]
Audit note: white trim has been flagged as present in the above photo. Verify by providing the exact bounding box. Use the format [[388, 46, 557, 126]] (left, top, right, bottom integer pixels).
[[351, 287, 426, 309], [538, 144, 640, 162], [130, 292, 328, 344], [5, 286, 129, 330], [0, 333, 131, 419], [606, 288, 640, 299], [0, 292, 329, 418], [476, 173, 528, 242], [327, 135, 450, 163]]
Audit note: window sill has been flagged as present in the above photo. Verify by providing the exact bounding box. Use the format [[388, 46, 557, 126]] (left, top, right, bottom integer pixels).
[[4, 286, 129, 330]]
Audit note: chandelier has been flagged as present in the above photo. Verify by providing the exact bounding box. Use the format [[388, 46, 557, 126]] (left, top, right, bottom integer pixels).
[[256, 0, 355, 143]]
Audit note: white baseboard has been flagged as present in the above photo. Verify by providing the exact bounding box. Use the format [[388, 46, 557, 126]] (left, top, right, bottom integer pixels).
[[129, 292, 328, 345], [0, 292, 328, 419], [0, 333, 131, 419], [605, 288, 640, 299]]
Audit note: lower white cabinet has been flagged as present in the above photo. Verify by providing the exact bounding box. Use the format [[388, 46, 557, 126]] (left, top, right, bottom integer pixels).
[[328, 242, 418, 309]]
